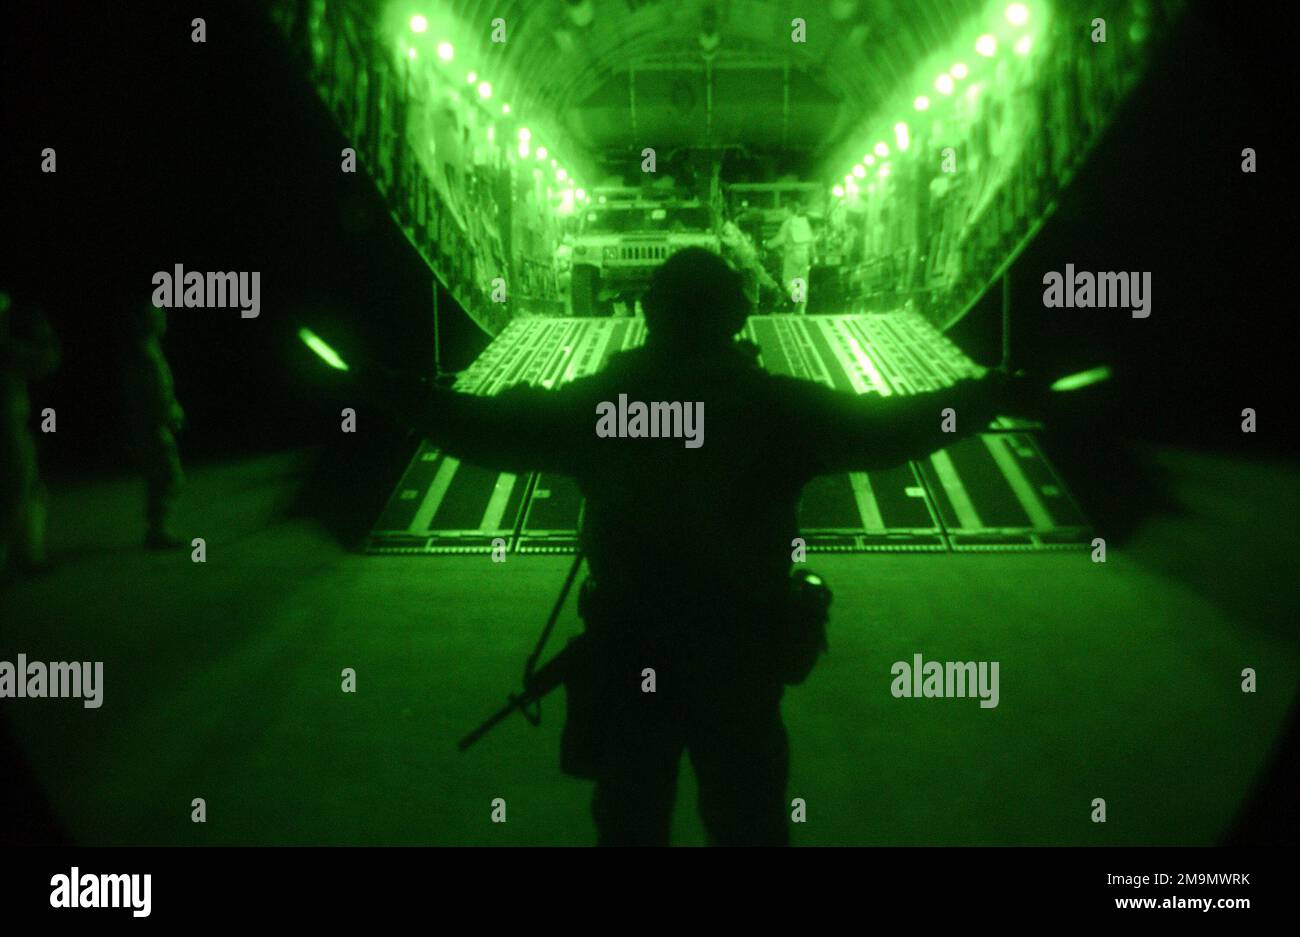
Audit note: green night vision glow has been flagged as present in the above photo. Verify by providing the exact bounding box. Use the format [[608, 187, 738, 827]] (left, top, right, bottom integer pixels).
[[299, 328, 350, 371], [1050, 365, 1111, 392]]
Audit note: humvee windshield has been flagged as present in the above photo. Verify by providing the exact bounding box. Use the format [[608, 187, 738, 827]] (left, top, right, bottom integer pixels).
[[582, 206, 711, 234]]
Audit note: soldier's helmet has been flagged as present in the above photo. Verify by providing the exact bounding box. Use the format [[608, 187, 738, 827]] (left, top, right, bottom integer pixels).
[[641, 247, 747, 350]]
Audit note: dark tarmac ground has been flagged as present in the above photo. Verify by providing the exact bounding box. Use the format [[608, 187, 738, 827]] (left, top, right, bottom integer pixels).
[[2, 443, 1295, 845]]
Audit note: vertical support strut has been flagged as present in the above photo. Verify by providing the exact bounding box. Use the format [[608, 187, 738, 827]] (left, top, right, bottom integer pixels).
[[1000, 268, 1011, 373], [432, 279, 443, 378]]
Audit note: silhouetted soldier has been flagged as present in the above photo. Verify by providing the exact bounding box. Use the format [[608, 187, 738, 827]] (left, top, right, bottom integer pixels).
[[122, 304, 185, 549], [0, 291, 60, 577], [365, 248, 1041, 845]]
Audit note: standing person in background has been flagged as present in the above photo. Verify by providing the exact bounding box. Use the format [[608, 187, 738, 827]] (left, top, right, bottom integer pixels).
[[0, 290, 60, 577], [766, 198, 815, 314], [720, 217, 778, 313], [122, 303, 185, 549]]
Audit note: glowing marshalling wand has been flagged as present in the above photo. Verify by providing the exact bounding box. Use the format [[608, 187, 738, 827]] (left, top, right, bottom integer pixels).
[[298, 327, 351, 372], [1049, 365, 1111, 392]]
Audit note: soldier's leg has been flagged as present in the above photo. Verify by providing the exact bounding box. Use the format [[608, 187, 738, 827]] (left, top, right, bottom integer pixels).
[[0, 472, 19, 575], [144, 427, 184, 546], [589, 658, 686, 846], [0, 428, 38, 573], [591, 742, 682, 846], [16, 478, 48, 568], [688, 687, 790, 846]]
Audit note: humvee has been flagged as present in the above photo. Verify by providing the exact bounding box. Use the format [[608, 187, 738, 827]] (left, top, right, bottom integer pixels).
[[568, 197, 720, 316]]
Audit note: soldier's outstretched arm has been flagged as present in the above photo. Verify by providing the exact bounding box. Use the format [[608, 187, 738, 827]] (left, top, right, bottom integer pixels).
[[788, 372, 1042, 475], [358, 365, 579, 475]]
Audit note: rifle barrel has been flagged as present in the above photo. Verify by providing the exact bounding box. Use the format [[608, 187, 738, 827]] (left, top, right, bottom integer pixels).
[[457, 642, 580, 751], [458, 694, 526, 751]]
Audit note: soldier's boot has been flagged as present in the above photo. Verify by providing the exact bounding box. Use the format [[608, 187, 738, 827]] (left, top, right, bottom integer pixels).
[[145, 479, 183, 549], [144, 432, 184, 549]]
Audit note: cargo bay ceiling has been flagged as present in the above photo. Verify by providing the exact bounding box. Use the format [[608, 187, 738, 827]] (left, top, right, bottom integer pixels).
[[274, 0, 1180, 334], [439, 0, 989, 171]]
